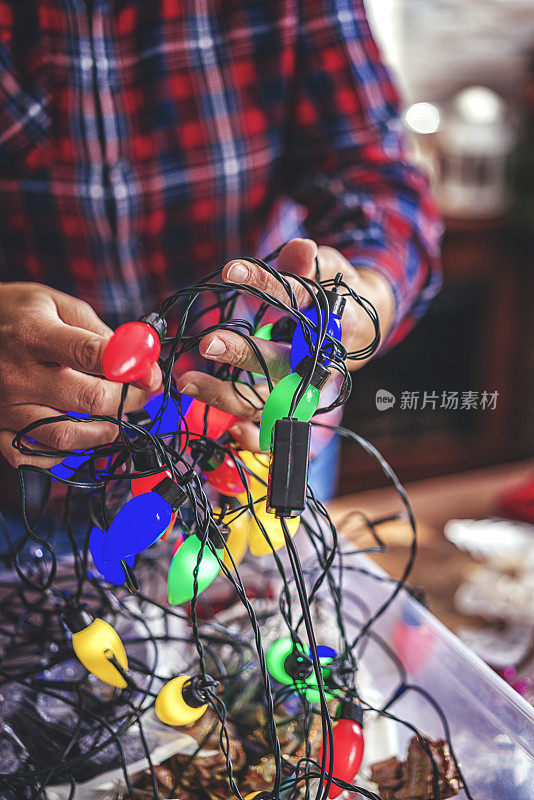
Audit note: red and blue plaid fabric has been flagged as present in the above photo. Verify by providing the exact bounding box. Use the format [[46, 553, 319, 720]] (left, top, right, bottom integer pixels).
[[0, 0, 441, 336]]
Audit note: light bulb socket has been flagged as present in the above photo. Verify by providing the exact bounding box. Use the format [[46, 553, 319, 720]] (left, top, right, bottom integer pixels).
[[178, 467, 195, 486], [267, 418, 310, 518], [139, 312, 167, 339], [336, 700, 364, 727], [271, 315, 297, 343], [64, 606, 93, 633], [323, 279, 346, 318], [205, 520, 229, 548], [189, 439, 225, 472], [284, 649, 313, 681], [131, 441, 167, 472], [152, 477, 187, 511], [323, 662, 346, 691], [126, 409, 151, 428], [294, 356, 330, 390], [182, 674, 217, 708]]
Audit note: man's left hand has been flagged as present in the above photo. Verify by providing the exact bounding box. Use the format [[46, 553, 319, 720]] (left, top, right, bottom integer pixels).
[[176, 238, 395, 451]]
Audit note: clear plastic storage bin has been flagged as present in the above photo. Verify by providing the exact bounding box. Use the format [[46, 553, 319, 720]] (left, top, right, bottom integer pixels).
[[330, 555, 534, 799]]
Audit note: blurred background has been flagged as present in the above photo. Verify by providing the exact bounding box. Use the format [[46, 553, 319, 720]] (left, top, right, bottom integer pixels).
[[328, 0, 534, 701], [339, 0, 534, 493]]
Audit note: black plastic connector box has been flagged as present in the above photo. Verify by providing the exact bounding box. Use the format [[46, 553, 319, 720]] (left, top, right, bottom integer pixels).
[[267, 418, 311, 518]]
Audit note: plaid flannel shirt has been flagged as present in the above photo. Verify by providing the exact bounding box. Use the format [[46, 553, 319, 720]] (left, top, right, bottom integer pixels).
[[0, 0, 441, 339], [0, 0, 444, 512]]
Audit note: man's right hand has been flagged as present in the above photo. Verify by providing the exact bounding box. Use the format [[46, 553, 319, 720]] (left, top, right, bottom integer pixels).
[[0, 283, 162, 468]]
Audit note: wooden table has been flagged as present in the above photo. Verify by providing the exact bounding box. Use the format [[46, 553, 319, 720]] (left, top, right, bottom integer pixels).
[[329, 459, 534, 631]]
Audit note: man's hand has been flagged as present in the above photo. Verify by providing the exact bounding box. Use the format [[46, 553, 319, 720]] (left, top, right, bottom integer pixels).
[[0, 283, 162, 467], [176, 238, 395, 450]]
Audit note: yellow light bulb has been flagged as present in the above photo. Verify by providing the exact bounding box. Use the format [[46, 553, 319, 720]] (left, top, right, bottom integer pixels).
[[248, 500, 300, 556], [213, 507, 250, 570], [155, 675, 208, 726], [236, 451, 270, 504], [72, 618, 128, 688], [244, 793, 271, 800]]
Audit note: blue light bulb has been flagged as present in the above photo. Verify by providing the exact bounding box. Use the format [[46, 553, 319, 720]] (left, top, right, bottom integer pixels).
[[89, 526, 135, 585], [101, 493, 171, 562], [101, 478, 185, 562], [301, 646, 337, 703], [312, 645, 338, 660], [144, 392, 193, 438], [290, 307, 342, 371], [50, 450, 91, 479], [49, 412, 94, 480]]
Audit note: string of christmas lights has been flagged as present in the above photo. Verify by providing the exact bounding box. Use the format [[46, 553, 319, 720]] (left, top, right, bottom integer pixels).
[[0, 249, 473, 800]]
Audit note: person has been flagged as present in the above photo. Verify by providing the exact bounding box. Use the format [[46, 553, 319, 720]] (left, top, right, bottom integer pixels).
[[0, 0, 441, 494]]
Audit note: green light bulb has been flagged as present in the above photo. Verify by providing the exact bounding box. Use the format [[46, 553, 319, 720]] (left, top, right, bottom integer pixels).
[[301, 652, 336, 703], [259, 373, 320, 451], [251, 323, 274, 378], [167, 534, 222, 605], [266, 637, 306, 684], [266, 637, 337, 702], [255, 323, 273, 341]]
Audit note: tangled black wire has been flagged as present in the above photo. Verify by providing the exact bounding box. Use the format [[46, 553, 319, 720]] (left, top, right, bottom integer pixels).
[[0, 247, 474, 800]]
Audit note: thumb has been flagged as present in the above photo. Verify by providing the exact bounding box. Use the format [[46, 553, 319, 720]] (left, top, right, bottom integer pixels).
[[53, 291, 113, 338], [277, 238, 318, 278]]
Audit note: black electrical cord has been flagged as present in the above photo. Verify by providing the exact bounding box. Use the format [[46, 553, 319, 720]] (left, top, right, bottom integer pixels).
[[0, 246, 474, 800]]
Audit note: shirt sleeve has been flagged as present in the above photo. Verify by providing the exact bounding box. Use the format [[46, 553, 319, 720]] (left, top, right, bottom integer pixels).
[[282, 0, 443, 348]]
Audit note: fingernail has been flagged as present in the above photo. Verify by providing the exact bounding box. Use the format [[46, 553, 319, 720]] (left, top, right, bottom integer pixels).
[[230, 424, 242, 438], [205, 337, 226, 357], [180, 383, 199, 397], [226, 261, 250, 283]]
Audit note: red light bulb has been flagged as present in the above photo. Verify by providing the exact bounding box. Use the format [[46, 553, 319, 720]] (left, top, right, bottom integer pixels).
[[172, 530, 186, 555], [130, 443, 177, 538], [131, 442, 173, 497], [181, 399, 236, 443], [160, 510, 178, 541], [324, 702, 365, 799], [131, 468, 172, 497], [204, 451, 249, 497], [103, 320, 161, 383], [392, 606, 434, 676]]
